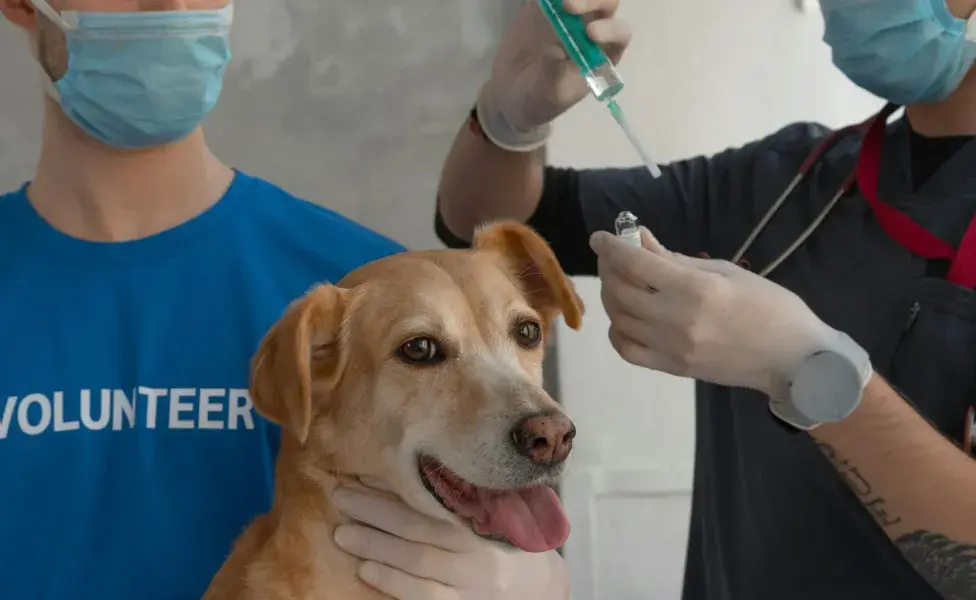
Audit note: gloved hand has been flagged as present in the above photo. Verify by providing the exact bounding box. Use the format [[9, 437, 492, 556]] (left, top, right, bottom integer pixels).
[[589, 227, 842, 401], [332, 485, 570, 600], [477, 0, 633, 151]]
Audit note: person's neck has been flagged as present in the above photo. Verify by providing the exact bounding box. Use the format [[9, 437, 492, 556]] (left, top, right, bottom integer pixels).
[[28, 99, 235, 242], [906, 70, 976, 137]]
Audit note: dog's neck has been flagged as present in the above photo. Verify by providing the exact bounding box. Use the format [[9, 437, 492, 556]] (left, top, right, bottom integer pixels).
[[261, 436, 392, 599]]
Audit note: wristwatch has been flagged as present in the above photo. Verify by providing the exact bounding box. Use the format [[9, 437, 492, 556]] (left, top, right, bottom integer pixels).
[[768, 332, 873, 431]]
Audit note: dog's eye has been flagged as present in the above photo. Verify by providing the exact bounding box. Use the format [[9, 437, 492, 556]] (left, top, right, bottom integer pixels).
[[513, 320, 542, 348], [397, 337, 445, 365]]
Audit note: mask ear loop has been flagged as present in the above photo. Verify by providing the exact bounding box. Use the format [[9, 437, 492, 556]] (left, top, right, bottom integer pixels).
[[27, 0, 75, 100], [29, 0, 75, 31]]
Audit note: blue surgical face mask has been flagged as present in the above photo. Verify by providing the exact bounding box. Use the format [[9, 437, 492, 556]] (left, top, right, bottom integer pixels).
[[820, 0, 976, 105], [31, 0, 233, 149]]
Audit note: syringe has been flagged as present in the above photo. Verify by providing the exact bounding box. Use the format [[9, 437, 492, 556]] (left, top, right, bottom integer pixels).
[[535, 0, 662, 178]]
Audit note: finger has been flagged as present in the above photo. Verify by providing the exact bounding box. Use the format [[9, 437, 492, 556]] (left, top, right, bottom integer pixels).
[[638, 226, 668, 254], [600, 264, 702, 335], [603, 310, 663, 353], [334, 524, 465, 587], [358, 475, 395, 493], [358, 561, 459, 600], [332, 487, 468, 551], [563, 0, 620, 19], [586, 17, 632, 63], [598, 266, 660, 321], [590, 231, 689, 290], [608, 325, 686, 375]]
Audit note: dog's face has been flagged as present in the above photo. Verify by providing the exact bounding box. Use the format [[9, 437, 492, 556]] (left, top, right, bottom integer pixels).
[[250, 222, 584, 553]]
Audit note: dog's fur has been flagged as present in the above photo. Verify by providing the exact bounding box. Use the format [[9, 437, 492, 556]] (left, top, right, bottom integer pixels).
[[203, 221, 584, 600]]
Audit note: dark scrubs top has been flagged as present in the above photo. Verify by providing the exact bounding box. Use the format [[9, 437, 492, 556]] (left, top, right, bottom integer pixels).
[[436, 115, 976, 599]]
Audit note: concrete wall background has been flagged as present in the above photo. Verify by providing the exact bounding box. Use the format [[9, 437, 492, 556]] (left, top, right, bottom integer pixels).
[[0, 0, 520, 251]]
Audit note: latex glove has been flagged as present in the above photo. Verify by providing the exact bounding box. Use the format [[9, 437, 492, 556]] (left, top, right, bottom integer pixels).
[[589, 227, 843, 401], [477, 0, 633, 151], [332, 486, 570, 600]]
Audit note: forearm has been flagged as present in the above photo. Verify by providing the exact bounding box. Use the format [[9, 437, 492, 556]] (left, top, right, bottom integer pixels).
[[436, 100, 546, 242], [812, 373, 976, 598]]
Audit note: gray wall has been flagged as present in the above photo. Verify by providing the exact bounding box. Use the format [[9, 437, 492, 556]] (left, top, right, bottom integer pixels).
[[0, 0, 519, 251]]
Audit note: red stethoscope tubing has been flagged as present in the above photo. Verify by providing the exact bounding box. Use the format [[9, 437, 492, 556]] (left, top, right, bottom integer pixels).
[[858, 105, 976, 289]]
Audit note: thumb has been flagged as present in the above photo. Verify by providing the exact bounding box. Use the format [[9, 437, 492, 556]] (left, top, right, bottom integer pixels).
[[639, 226, 669, 255]]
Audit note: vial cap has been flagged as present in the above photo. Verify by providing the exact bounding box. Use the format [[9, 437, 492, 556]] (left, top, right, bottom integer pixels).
[[614, 211, 639, 235]]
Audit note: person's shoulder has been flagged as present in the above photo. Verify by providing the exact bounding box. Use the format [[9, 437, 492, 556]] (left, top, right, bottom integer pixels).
[[758, 121, 834, 148], [703, 120, 854, 194], [736, 121, 839, 167], [0, 184, 28, 209], [233, 171, 406, 269], [0, 184, 30, 230]]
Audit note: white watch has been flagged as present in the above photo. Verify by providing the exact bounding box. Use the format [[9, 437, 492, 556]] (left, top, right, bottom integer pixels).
[[768, 332, 873, 431]]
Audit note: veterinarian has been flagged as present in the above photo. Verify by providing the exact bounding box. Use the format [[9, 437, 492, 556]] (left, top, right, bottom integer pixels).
[[0, 0, 404, 598], [330, 0, 976, 598]]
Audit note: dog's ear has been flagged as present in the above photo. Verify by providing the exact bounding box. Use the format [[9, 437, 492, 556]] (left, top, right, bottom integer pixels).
[[250, 284, 353, 445], [474, 221, 584, 330]]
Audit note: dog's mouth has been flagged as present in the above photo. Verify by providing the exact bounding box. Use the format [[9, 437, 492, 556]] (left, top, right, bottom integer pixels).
[[416, 454, 569, 553]]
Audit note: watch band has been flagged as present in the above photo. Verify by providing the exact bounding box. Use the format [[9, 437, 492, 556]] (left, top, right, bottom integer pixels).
[[770, 331, 872, 431]]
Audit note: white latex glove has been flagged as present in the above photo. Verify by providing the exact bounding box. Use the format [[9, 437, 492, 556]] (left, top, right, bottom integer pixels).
[[589, 227, 842, 401], [332, 485, 570, 600], [478, 0, 633, 151]]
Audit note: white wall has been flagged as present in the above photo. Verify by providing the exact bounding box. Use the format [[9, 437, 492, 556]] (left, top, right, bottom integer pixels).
[[550, 1, 882, 599]]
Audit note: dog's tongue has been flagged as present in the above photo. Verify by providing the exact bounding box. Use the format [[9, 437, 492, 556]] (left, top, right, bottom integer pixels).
[[469, 486, 569, 553], [420, 458, 570, 552]]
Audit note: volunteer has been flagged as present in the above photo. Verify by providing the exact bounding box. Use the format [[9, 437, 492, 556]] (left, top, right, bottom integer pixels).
[[331, 0, 976, 598], [0, 1, 402, 598]]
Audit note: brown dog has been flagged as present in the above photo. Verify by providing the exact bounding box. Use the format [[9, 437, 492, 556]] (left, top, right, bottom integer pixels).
[[203, 221, 584, 600]]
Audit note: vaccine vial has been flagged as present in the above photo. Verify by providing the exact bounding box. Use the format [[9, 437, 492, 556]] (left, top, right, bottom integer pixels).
[[615, 211, 642, 247]]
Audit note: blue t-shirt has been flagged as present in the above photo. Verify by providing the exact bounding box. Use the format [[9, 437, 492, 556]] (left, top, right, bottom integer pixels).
[[0, 171, 404, 599]]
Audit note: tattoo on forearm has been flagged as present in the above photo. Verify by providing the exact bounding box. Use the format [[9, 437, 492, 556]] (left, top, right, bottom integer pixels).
[[895, 531, 976, 600], [815, 442, 976, 599], [815, 441, 902, 527]]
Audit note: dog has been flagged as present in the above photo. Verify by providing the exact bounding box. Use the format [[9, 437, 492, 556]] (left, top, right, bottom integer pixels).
[[203, 221, 584, 600]]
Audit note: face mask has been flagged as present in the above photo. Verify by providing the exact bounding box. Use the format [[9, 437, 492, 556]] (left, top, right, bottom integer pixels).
[[30, 0, 233, 149], [820, 0, 976, 105]]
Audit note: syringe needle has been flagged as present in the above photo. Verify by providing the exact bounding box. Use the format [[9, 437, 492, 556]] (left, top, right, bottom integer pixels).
[[607, 100, 663, 179]]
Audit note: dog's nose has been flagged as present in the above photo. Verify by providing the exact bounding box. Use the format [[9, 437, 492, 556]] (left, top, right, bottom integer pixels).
[[510, 411, 576, 464]]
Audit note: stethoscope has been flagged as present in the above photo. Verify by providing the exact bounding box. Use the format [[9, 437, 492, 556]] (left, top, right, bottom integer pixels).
[[727, 105, 893, 277], [731, 102, 976, 287]]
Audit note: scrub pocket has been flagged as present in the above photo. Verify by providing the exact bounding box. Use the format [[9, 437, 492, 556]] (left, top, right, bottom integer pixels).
[[879, 277, 976, 444]]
